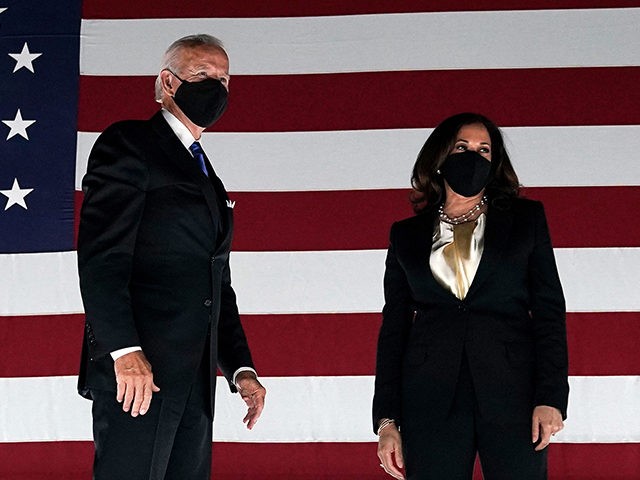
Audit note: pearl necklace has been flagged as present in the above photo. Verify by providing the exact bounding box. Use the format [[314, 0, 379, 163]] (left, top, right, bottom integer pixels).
[[439, 196, 487, 225]]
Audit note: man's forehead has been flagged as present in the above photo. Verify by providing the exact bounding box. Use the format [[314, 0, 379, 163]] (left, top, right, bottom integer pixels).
[[179, 46, 228, 72], [181, 45, 227, 61]]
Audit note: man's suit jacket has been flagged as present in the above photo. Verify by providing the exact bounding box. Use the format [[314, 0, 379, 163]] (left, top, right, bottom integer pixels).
[[372, 197, 569, 433], [77, 111, 254, 414]]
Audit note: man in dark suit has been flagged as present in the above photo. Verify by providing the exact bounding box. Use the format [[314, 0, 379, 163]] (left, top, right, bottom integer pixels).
[[77, 34, 266, 480]]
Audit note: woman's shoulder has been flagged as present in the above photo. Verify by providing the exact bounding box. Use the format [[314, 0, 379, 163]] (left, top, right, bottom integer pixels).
[[492, 195, 545, 216], [389, 209, 436, 237]]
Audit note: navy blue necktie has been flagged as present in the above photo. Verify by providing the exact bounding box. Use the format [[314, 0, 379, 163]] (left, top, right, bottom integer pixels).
[[189, 141, 209, 177]]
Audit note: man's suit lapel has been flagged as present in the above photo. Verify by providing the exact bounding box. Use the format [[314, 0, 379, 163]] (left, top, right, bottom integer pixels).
[[204, 162, 234, 253], [150, 112, 233, 251], [466, 201, 514, 298]]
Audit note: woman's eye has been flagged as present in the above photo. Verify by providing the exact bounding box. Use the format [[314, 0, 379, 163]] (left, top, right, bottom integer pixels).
[[480, 147, 490, 154], [455, 145, 467, 151]]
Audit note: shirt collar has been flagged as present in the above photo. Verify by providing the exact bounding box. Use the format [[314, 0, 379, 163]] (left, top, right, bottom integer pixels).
[[161, 109, 198, 151]]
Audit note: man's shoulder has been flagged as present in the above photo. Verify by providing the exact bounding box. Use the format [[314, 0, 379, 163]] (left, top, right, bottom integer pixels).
[[91, 114, 169, 158], [100, 116, 155, 141], [85, 115, 164, 175]]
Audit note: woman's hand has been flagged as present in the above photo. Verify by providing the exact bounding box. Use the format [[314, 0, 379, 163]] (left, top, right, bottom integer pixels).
[[377, 423, 406, 479], [532, 405, 564, 451]]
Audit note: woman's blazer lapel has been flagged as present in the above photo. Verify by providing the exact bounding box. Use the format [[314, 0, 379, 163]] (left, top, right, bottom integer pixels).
[[407, 207, 455, 300], [466, 201, 514, 298]]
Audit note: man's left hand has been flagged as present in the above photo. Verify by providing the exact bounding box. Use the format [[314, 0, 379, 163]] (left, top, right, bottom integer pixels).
[[235, 372, 266, 430], [532, 405, 564, 451]]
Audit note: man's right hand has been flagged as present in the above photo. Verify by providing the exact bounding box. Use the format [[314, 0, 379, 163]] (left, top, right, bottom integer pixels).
[[114, 351, 160, 417], [377, 423, 406, 479]]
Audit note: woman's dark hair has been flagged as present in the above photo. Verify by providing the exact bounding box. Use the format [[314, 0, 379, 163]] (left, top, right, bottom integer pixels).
[[410, 112, 520, 213]]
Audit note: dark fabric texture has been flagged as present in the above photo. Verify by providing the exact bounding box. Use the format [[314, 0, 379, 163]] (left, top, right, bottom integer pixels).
[[90, 372, 212, 480], [402, 351, 548, 479], [77, 110, 254, 409]]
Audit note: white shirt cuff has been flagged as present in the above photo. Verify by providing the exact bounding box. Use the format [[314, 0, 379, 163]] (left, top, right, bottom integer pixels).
[[232, 367, 258, 386], [110, 346, 142, 361]]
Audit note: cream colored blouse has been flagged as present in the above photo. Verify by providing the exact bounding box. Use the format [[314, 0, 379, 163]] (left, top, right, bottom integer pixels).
[[429, 214, 486, 300]]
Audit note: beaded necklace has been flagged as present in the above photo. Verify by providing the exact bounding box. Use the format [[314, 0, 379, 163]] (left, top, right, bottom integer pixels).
[[438, 196, 487, 225]]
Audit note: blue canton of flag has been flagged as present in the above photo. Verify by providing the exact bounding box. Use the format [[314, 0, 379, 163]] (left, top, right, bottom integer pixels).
[[0, 1, 81, 253]]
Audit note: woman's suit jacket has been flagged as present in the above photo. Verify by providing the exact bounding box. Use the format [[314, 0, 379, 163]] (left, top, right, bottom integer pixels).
[[77, 112, 254, 415], [373, 197, 569, 432]]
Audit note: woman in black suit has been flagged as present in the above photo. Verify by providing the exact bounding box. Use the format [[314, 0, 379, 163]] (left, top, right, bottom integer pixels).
[[373, 113, 569, 480]]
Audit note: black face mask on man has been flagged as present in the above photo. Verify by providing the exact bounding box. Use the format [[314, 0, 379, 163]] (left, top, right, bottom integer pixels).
[[440, 150, 492, 197], [169, 71, 228, 128]]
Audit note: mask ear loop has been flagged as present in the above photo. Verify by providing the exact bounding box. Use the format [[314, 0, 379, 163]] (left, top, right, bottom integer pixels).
[[162, 69, 184, 97], [164, 68, 186, 83]]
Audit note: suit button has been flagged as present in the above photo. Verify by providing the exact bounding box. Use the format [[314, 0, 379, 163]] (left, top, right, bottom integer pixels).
[[204, 299, 212, 307]]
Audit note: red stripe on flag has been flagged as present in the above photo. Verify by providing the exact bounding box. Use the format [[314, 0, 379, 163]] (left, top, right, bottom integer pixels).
[[81, 0, 639, 18], [523, 186, 640, 249], [78, 68, 640, 133], [232, 187, 640, 250], [245, 312, 640, 377], [0, 314, 85, 378], [1, 441, 639, 479], [74, 187, 640, 252], [2, 312, 639, 378], [73, 190, 414, 252], [567, 312, 640, 376]]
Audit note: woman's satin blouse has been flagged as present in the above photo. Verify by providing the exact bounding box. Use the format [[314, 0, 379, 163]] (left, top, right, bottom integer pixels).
[[429, 214, 486, 300]]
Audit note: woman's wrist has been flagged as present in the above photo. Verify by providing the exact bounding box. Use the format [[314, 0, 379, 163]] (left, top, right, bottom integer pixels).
[[377, 418, 396, 436]]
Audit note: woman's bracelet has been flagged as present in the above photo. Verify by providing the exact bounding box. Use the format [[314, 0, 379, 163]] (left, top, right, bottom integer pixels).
[[377, 418, 396, 436]]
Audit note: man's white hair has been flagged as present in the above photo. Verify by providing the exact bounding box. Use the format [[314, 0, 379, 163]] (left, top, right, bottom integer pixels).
[[154, 34, 226, 103]]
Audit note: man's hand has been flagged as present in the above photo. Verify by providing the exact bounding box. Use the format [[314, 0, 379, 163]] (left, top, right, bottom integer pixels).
[[235, 371, 266, 430], [532, 405, 564, 451], [377, 423, 405, 479], [113, 351, 160, 417]]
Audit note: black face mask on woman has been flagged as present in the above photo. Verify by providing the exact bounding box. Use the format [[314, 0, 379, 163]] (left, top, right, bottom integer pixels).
[[171, 72, 228, 128], [440, 150, 492, 197]]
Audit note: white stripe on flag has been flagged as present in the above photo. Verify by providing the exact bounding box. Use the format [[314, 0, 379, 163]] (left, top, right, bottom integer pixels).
[[79, 9, 640, 76], [0, 252, 83, 316], [1, 248, 640, 316], [1, 375, 638, 443], [76, 126, 640, 192]]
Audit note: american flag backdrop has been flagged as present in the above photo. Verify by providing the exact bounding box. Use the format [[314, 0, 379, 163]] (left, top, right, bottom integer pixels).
[[1, 1, 640, 478]]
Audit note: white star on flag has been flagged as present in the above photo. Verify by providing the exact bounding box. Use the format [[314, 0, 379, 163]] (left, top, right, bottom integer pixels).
[[2, 109, 36, 140], [8, 42, 42, 73], [0, 178, 34, 211], [0, 8, 7, 14]]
